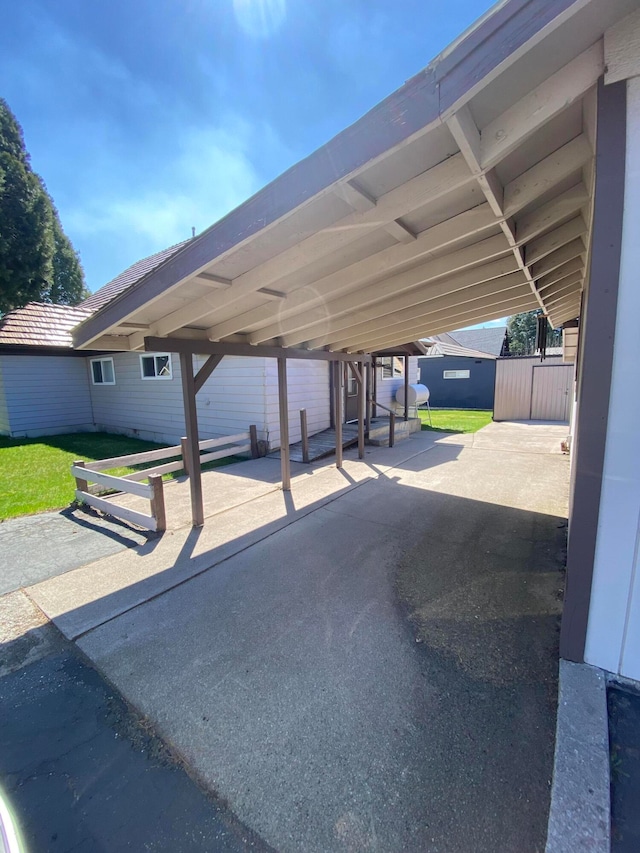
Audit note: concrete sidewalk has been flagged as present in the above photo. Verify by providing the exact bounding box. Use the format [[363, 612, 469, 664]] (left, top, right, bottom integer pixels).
[[25, 422, 569, 851]]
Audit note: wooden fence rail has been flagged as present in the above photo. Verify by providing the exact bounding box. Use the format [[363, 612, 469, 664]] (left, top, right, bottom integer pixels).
[[72, 426, 259, 532]]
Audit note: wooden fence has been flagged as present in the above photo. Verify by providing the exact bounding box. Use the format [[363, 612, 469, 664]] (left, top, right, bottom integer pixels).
[[71, 427, 258, 532]]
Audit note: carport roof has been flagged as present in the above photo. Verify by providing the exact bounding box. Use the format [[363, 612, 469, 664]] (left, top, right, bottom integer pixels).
[[72, 0, 637, 357]]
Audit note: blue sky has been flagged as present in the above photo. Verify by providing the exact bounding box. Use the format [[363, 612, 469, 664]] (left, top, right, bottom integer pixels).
[[1, 0, 495, 294]]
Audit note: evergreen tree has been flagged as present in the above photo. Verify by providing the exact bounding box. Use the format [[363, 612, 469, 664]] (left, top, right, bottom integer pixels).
[[507, 309, 562, 354], [0, 99, 88, 314]]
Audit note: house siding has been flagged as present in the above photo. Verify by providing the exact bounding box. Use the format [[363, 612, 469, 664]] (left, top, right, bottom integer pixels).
[[375, 357, 420, 411], [0, 359, 10, 434], [0, 354, 94, 437], [88, 352, 271, 445], [264, 359, 330, 450]]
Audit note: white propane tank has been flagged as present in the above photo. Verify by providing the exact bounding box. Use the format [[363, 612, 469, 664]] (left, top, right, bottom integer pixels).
[[395, 383, 429, 407]]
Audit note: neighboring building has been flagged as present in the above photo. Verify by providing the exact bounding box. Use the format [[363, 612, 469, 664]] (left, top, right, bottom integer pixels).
[[417, 329, 506, 409]]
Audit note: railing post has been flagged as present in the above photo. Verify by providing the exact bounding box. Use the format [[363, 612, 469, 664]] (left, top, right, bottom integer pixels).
[[149, 473, 166, 533], [180, 437, 190, 477], [249, 424, 259, 459], [389, 412, 395, 448], [73, 460, 88, 493], [300, 409, 310, 463]]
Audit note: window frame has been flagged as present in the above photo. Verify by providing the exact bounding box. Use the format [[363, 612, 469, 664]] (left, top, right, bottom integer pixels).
[[379, 356, 405, 380], [443, 369, 471, 380], [140, 353, 173, 380], [90, 356, 116, 386]]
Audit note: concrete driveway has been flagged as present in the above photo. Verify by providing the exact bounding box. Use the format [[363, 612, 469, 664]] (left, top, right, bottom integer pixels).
[[24, 421, 569, 852]]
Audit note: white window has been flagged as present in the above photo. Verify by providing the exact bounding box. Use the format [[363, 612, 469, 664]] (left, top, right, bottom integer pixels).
[[90, 357, 115, 385], [380, 356, 404, 380], [443, 369, 470, 380], [140, 353, 172, 380]]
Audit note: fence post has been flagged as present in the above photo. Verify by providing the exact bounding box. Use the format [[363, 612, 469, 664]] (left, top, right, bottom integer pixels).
[[180, 437, 190, 477], [300, 409, 310, 463], [73, 460, 88, 493], [389, 413, 395, 448], [149, 474, 166, 533], [249, 424, 259, 459]]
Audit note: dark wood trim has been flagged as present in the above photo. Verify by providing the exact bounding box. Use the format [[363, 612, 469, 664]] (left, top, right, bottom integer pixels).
[[144, 337, 371, 363], [404, 355, 410, 421], [357, 359, 365, 459], [179, 351, 204, 527], [334, 362, 343, 469], [0, 345, 104, 358], [194, 354, 223, 394], [277, 357, 291, 490], [560, 78, 627, 663]]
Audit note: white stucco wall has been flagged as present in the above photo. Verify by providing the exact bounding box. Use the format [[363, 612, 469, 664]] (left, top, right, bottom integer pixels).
[[584, 75, 640, 680]]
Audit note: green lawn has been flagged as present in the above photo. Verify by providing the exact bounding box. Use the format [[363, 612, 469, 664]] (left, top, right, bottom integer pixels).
[[418, 408, 493, 434], [0, 432, 239, 520]]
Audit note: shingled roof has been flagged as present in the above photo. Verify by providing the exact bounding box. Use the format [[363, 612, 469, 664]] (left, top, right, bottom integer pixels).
[[0, 241, 191, 350], [80, 240, 190, 312], [429, 326, 508, 357], [0, 303, 93, 349]]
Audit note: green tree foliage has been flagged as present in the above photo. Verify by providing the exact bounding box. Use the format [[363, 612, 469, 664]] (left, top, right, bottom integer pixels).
[[507, 309, 562, 354], [0, 99, 88, 314]]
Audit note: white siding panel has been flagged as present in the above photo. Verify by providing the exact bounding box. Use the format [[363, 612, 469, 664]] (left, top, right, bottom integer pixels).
[[0, 359, 10, 434], [89, 352, 270, 445], [1, 355, 93, 436], [375, 357, 420, 411], [264, 359, 330, 449]]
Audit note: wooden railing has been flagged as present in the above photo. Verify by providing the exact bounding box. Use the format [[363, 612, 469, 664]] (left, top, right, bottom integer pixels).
[[71, 426, 259, 532], [367, 397, 396, 447]]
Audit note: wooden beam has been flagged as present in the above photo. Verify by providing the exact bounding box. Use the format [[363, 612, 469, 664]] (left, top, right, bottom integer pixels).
[[334, 179, 377, 212], [536, 257, 584, 290], [404, 355, 409, 421], [277, 356, 291, 491], [515, 183, 590, 245], [524, 216, 586, 266], [258, 233, 512, 346], [346, 295, 538, 353], [204, 203, 496, 342], [334, 361, 343, 468], [503, 134, 593, 218], [150, 153, 473, 338], [383, 219, 416, 243], [179, 352, 204, 527], [480, 42, 603, 169], [144, 336, 372, 362], [194, 354, 223, 394], [530, 238, 585, 279], [311, 274, 528, 350], [357, 359, 365, 459], [196, 272, 233, 288]]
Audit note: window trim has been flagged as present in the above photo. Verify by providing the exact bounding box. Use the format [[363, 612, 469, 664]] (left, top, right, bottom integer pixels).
[[379, 356, 405, 380], [139, 353, 173, 381], [90, 356, 115, 386], [443, 369, 471, 380]]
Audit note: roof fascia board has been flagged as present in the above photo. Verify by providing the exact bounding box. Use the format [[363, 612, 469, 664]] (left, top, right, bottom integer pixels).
[[74, 0, 590, 351]]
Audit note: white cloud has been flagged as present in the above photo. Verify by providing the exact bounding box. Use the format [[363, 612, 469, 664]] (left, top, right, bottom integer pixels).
[[68, 119, 262, 250]]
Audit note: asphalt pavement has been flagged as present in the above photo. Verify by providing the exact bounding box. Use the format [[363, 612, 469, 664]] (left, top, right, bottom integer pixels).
[[0, 604, 270, 852]]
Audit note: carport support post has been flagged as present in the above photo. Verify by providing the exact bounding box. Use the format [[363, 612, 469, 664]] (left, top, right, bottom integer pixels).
[[365, 361, 372, 434], [357, 360, 365, 459], [334, 361, 343, 468], [179, 352, 204, 527], [404, 355, 409, 421], [277, 356, 291, 490]]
